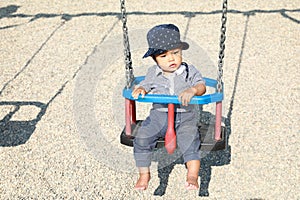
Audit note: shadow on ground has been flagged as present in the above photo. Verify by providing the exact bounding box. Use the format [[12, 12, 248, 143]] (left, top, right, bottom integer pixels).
[[0, 4, 299, 30], [0, 82, 67, 147], [0, 101, 46, 147], [151, 110, 231, 197]]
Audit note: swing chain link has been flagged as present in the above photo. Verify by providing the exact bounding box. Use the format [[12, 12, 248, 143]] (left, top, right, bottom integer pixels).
[[120, 0, 134, 89], [217, 0, 228, 92], [120, 0, 226, 90]]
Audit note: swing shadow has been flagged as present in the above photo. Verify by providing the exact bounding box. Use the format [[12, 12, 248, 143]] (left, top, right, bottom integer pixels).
[[1, 4, 299, 30], [0, 5, 20, 19], [0, 6, 119, 147], [0, 81, 67, 147], [151, 111, 231, 197], [0, 101, 46, 147]]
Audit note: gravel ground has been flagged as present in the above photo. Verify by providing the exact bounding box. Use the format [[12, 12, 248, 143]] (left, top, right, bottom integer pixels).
[[0, 0, 299, 199]]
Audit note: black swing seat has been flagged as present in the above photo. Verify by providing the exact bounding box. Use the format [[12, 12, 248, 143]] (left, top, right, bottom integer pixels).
[[121, 76, 227, 151], [120, 120, 227, 151]]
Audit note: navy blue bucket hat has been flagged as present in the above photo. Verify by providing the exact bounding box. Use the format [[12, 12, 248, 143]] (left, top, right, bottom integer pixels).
[[143, 24, 189, 58]]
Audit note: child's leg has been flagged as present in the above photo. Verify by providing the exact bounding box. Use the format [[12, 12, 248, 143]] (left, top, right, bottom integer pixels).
[[185, 160, 200, 190], [134, 167, 151, 190], [133, 110, 167, 190], [175, 112, 201, 190]]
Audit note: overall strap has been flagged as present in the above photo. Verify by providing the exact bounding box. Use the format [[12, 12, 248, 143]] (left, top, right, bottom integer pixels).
[[181, 62, 189, 82]]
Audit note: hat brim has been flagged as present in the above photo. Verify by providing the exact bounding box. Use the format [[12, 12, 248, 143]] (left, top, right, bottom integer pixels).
[[143, 42, 189, 58]]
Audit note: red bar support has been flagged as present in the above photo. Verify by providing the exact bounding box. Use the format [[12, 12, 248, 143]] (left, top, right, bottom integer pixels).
[[125, 99, 132, 135], [165, 103, 176, 154], [130, 99, 136, 124], [125, 99, 137, 136], [215, 101, 222, 141]]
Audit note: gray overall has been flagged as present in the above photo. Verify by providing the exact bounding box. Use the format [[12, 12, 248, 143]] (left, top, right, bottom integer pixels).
[[133, 63, 205, 167]]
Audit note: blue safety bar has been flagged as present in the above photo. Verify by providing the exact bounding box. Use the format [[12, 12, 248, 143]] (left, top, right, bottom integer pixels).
[[122, 77, 223, 104]]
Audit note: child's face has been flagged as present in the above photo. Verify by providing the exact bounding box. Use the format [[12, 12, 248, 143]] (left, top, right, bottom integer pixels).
[[154, 48, 182, 75]]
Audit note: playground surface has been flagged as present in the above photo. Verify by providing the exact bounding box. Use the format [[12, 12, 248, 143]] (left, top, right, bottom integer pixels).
[[0, 1, 299, 199]]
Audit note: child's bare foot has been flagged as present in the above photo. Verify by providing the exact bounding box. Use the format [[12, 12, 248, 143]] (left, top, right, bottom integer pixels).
[[185, 160, 200, 190], [185, 176, 199, 190], [134, 172, 151, 191]]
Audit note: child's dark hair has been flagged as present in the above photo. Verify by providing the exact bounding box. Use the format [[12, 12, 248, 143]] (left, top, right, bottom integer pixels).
[[151, 55, 157, 62]]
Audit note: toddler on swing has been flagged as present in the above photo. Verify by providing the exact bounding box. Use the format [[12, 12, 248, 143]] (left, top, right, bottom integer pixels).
[[132, 24, 206, 191]]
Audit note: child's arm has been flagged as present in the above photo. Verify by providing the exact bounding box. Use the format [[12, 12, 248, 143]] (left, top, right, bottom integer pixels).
[[131, 66, 156, 99], [132, 86, 147, 99], [178, 83, 206, 106]]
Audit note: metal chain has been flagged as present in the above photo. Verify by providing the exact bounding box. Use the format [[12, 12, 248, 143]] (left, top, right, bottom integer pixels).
[[120, 0, 134, 88], [217, 0, 228, 92], [120, 0, 226, 90]]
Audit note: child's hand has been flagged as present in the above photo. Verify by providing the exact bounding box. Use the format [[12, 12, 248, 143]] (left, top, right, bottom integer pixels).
[[178, 87, 197, 106], [179, 84, 206, 106], [132, 86, 147, 99]]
